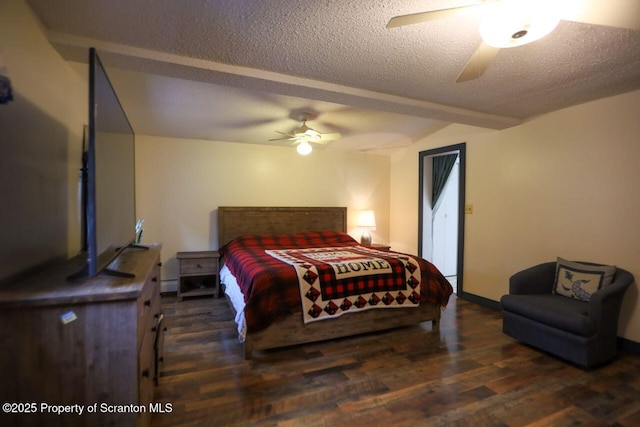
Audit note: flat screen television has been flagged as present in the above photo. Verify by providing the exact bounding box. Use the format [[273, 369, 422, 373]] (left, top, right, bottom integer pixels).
[[70, 48, 138, 279]]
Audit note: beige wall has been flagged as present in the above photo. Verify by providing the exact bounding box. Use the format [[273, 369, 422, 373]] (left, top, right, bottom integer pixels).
[[0, 0, 85, 280], [390, 89, 640, 342], [135, 135, 391, 282]]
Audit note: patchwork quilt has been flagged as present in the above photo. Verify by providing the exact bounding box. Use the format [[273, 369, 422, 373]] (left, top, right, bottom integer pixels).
[[219, 231, 453, 333], [266, 246, 422, 323]]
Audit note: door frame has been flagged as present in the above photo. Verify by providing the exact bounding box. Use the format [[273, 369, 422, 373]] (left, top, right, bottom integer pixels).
[[418, 143, 466, 295]]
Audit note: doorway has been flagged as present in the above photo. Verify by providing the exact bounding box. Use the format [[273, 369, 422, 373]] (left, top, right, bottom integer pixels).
[[418, 143, 466, 295]]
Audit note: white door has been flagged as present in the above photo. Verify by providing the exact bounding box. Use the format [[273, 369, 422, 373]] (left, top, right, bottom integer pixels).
[[432, 161, 459, 277]]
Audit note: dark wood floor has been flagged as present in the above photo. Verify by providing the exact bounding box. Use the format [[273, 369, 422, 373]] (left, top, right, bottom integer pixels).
[[151, 294, 640, 427]]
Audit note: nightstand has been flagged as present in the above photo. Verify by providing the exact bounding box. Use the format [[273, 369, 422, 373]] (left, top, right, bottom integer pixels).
[[176, 251, 220, 300], [369, 243, 391, 250]]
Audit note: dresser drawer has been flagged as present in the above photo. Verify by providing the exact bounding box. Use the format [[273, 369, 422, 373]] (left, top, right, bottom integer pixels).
[[139, 321, 156, 408], [137, 263, 161, 348], [180, 257, 216, 275], [154, 315, 166, 385]]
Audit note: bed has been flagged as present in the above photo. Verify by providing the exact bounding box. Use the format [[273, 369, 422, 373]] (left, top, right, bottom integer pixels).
[[217, 206, 453, 359]]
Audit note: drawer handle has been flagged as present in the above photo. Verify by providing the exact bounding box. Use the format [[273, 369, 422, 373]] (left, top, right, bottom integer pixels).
[[142, 369, 150, 378], [152, 326, 157, 332], [144, 299, 151, 307], [152, 277, 158, 282], [157, 262, 162, 267], [196, 264, 202, 268]]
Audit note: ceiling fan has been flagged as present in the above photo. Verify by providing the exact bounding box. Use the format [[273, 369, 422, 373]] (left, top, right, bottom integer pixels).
[[270, 113, 341, 155], [386, 0, 640, 82]]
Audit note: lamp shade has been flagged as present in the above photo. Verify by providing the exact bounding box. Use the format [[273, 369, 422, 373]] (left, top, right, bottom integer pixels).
[[357, 210, 376, 229], [357, 210, 375, 246]]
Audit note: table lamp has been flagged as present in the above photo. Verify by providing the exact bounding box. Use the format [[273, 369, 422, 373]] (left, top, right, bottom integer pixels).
[[357, 210, 376, 246]]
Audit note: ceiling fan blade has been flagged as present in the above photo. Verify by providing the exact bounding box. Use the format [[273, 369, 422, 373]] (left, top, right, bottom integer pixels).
[[269, 131, 297, 142], [269, 137, 296, 142], [303, 128, 321, 137], [274, 131, 294, 137], [456, 42, 501, 83], [386, 2, 482, 28], [315, 133, 341, 143], [559, 0, 640, 30]]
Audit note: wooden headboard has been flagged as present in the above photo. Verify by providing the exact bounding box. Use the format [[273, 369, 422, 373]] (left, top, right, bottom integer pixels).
[[218, 206, 347, 247]]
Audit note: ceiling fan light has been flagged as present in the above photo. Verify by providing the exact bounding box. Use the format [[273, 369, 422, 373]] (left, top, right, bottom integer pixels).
[[479, 1, 560, 48], [296, 141, 312, 155]]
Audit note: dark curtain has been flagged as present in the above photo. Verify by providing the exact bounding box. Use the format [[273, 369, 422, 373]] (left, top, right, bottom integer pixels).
[[432, 153, 458, 209]]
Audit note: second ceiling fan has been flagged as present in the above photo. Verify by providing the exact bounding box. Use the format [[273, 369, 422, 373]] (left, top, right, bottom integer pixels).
[[386, 0, 640, 82]]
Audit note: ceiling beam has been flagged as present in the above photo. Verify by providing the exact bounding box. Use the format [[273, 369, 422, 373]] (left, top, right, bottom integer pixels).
[[46, 30, 522, 130]]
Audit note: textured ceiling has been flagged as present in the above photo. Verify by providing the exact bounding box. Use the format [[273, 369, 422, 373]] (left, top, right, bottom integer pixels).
[[26, 0, 640, 152]]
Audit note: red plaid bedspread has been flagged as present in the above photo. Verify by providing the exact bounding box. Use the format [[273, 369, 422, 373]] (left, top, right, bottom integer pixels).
[[219, 231, 453, 333]]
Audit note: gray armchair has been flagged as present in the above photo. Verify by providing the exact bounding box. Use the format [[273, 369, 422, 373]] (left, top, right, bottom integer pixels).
[[500, 261, 634, 369]]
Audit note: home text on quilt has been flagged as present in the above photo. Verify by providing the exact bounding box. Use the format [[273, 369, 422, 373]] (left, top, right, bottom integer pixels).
[[303, 250, 393, 279]]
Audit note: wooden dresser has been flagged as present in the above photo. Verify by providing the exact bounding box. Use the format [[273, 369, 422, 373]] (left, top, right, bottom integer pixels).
[[0, 244, 163, 427]]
